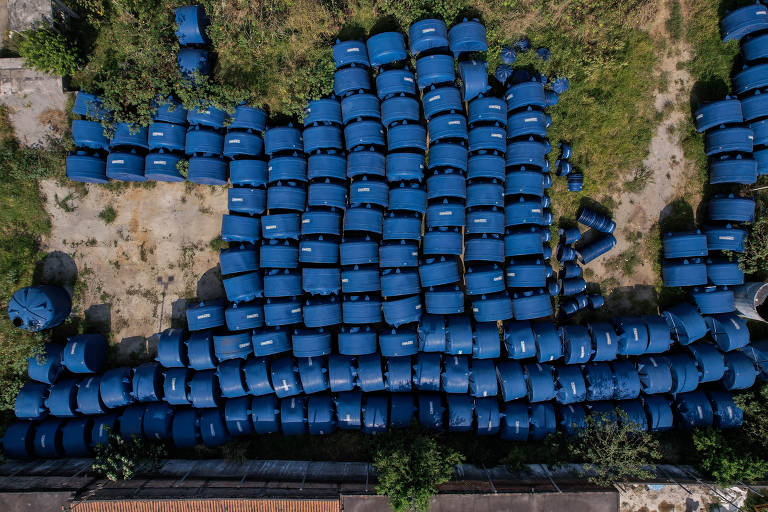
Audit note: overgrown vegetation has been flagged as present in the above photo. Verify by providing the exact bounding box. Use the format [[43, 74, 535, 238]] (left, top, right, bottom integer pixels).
[[692, 428, 768, 485], [92, 431, 167, 481], [0, 107, 67, 430], [14, 26, 81, 76], [98, 206, 117, 224], [569, 411, 661, 487], [741, 188, 768, 280], [373, 429, 464, 512]]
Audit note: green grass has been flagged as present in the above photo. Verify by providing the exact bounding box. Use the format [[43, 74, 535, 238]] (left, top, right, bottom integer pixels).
[[98, 205, 117, 224], [0, 106, 68, 430]]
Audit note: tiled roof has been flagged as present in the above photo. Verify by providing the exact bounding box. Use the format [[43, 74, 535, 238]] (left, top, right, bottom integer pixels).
[[72, 498, 341, 512]]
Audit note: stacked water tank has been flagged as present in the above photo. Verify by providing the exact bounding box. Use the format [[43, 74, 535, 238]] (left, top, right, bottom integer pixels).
[[502, 62, 557, 321], [555, 142, 582, 192], [68, 94, 112, 183], [412, 19, 464, 318]]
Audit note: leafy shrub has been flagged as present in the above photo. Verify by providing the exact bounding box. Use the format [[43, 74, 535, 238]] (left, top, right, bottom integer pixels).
[[693, 428, 768, 485], [98, 206, 117, 224], [740, 192, 768, 280], [569, 411, 661, 487], [92, 431, 166, 481], [378, 0, 469, 27], [373, 429, 464, 512], [72, 0, 181, 127], [16, 26, 80, 76]]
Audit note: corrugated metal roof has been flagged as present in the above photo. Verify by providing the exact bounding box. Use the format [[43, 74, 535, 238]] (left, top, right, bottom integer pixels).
[[73, 498, 340, 512]]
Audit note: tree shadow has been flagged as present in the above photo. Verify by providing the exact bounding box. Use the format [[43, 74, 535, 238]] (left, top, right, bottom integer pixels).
[[658, 197, 696, 233], [32, 251, 78, 296], [578, 196, 613, 218], [338, 21, 367, 41], [370, 15, 400, 36]]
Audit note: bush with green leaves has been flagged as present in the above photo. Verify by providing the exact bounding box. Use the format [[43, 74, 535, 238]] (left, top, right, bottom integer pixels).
[[91, 431, 166, 481], [15, 26, 80, 76], [692, 428, 768, 485], [569, 411, 661, 487], [740, 191, 768, 280], [372, 429, 464, 512]]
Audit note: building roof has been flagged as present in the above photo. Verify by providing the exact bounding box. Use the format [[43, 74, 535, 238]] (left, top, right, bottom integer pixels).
[[72, 498, 341, 512]]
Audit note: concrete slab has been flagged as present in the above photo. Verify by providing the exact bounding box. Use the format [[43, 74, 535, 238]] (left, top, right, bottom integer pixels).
[[0, 491, 73, 512], [8, 0, 51, 32], [342, 492, 619, 512], [0, 57, 67, 145]]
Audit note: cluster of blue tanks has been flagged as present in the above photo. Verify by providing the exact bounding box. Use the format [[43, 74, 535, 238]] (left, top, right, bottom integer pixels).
[[660, 4, 765, 299]]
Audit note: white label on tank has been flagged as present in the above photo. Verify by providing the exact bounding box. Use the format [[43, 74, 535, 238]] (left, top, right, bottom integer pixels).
[[428, 95, 441, 102], [415, 304, 422, 309], [507, 272, 516, 277], [198, 313, 211, 319], [357, 187, 370, 192], [758, 10, 767, 14], [41, 435, 46, 448], [490, 105, 502, 110], [402, 340, 414, 346], [696, 113, 703, 119], [429, 402, 434, 414], [506, 93, 514, 100], [532, 208, 541, 213], [237, 422, 243, 432], [525, 117, 538, 123], [301, 247, 312, 252], [99, 424, 105, 437], [261, 339, 274, 346], [474, 218, 487, 223], [70, 343, 77, 355], [571, 382, 577, 394], [650, 357, 657, 367], [491, 132, 503, 138], [347, 47, 360, 52], [87, 377, 94, 387], [302, 218, 310, 223], [439, 210, 452, 215], [605, 333, 612, 345], [473, 307, 479, 312], [341, 278, 349, 283], [580, 346, 585, 358], [231, 198, 243, 202], [493, 276, 503, 281], [291, 308, 302, 313], [152, 131, 164, 136], [448, 121, 461, 125], [727, 406, 733, 418], [719, 236, 735, 240], [750, 135, 754, 140], [265, 225, 276, 229], [344, 414, 351, 422], [268, 166, 273, 171], [632, 328, 639, 340], [111, 159, 124, 164], [281, 379, 289, 390], [404, 77, 414, 83], [514, 420, 520, 433], [246, 313, 259, 319], [697, 405, 703, 418], [229, 139, 241, 144], [422, 28, 436, 33], [731, 318, 740, 329], [155, 433, 160, 440], [210, 423, 216, 436], [238, 342, 250, 349], [153, 160, 167, 165], [521, 340, 526, 352]]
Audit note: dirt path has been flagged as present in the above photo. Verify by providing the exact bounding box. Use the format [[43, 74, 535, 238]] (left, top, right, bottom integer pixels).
[[39, 180, 227, 359], [589, 1, 700, 307]]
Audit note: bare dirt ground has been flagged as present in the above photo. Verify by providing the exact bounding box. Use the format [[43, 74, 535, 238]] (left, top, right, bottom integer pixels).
[[39, 180, 227, 359], [589, 1, 701, 310], [619, 483, 748, 512]]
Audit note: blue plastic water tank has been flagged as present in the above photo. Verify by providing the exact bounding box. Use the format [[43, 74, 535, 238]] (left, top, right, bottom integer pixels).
[[144, 402, 174, 441], [189, 370, 221, 408], [106, 150, 146, 182], [612, 360, 641, 400], [449, 19, 487, 57], [722, 3, 768, 41], [348, 148, 386, 178], [304, 99, 342, 126], [186, 301, 226, 332], [334, 67, 372, 96], [172, 408, 201, 448], [72, 120, 108, 150], [3, 420, 36, 458], [706, 312, 750, 351], [694, 98, 743, 132], [188, 156, 228, 185], [663, 231, 708, 259], [163, 367, 191, 405], [186, 330, 217, 370], [61, 334, 106, 374], [376, 68, 417, 99], [416, 54, 455, 90], [675, 391, 713, 428], [297, 356, 329, 394], [66, 150, 108, 183], [200, 408, 231, 447], [175, 5, 210, 44], [505, 82, 546, 111], [110, 123, 148, 149], [73, 92, 110, 120], [333, 40, 369, 68]]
